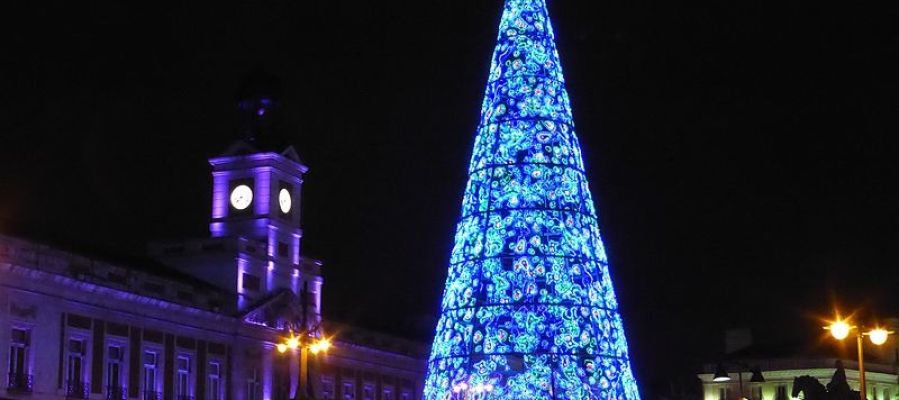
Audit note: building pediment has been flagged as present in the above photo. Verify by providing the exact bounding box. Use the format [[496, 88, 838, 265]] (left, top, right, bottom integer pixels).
[[241, 289, 311, 330]]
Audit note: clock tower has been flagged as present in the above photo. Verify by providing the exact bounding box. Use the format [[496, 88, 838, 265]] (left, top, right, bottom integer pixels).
[[151, 72, 322, 317]]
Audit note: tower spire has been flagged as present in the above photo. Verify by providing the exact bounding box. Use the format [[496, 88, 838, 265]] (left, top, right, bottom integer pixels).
[[236, 68, 284, 147], [423, 1, 641, 399]]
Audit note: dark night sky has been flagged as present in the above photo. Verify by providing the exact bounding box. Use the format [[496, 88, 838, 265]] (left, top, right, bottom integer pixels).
[[2, 0, 899, 395]]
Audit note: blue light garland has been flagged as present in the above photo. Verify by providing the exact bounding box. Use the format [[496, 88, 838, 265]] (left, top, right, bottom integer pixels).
[[423, 0, 641, 399]]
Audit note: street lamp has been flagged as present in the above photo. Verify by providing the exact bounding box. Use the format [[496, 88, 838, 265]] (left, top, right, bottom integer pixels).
[[275, 334, 330, 355], [824, 318, 894, 400], [275, 330, 332, 399], [273, 284, 333, 400], [711, 363, 765, 400]]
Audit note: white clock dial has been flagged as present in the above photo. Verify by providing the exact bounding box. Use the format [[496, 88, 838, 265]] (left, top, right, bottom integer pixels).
[[230, 184, 253, 210], [279, 188, 292, 214]]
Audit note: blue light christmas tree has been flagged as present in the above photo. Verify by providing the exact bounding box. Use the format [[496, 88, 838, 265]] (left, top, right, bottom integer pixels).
[[423, 0, 641, 399]]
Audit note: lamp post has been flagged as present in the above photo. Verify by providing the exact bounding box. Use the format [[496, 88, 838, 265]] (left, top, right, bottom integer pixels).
[[711, 362, 765, 400], [273, 285, 332, 400], [825, 318, 894, 400], [275, 331, 331, 399]]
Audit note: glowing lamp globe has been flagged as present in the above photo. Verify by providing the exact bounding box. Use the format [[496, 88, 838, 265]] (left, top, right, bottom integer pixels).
[[830, 321, 851, 340], [276, 343, 288, 353], [286, 337, 300, 350], [712, 364, 732, 382], [868, 329, 889, 345]]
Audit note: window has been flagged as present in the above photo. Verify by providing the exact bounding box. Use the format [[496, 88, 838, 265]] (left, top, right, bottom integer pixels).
[[776, 385, 788, 400], [277, 242, 289, 258], [382, 387, 393, 400], [321, 377, 335, 400], [342, 381, 355, 400], [67, 338, 87, 398], [175, 355, 191, 400], [107, 345, 124, 398], [883, 389, 891, 400], [720, 387, 731, 400], [242, 273, 261, 292], [143, 351, 158, 400], [207, 362, 221, 400], [752, 386, 763, 400], [400, 391, 411, 400], [246, 369, 260, 400], [8, 328, 30, 391], [362, 384, 374, 400]]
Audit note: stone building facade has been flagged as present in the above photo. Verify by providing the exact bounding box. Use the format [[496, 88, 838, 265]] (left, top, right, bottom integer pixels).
[[0, 108, 426, 400], [698, 358, 899, 400]]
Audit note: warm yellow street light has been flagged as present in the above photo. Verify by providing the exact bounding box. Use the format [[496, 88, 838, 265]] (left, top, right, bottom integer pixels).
[[828, 320, 852, 340], [276, 335, 331, 354], [309, 338, 331, 355], [824, 316, 894, 400], [275, 332, 332, 399], [868, 328, 891, 346]]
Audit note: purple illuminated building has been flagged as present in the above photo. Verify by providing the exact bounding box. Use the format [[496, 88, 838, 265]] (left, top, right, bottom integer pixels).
[[0, 78, 426, 400]]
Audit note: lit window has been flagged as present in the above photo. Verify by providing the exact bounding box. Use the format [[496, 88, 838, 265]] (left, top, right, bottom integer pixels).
[[776, 385, 788, 400], [8, 328, 30, 391], [142, 351, 159, 400], [107, 345, 124, 399], [362, 384, 374, 400], [382, 387, 393, 400], [342, 381, 355, 400], [720, 388, 731, 400], [246, 368, 260, 400], [67, 338, 86, 399], [400, 391, 411, 400], [321, 377, 335, 400], [207, 361, 221, 400], [175, 355, 191, 400], [752, 386, 763, 400]]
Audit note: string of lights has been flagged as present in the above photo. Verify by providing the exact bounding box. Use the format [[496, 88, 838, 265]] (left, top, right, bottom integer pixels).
[[423, 0, 641, 399]]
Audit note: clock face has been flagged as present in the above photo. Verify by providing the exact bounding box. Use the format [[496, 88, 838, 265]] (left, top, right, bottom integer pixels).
[[230, 184, 253, 210], [279, 188, 292, 214]]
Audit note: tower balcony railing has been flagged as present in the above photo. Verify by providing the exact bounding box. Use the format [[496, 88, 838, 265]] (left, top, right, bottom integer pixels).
[[7, 372, 33, 392], [65, 381, 90, 399]]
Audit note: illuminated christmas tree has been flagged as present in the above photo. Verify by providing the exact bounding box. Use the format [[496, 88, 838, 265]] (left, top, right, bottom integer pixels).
[[423, 0, 641, 399]]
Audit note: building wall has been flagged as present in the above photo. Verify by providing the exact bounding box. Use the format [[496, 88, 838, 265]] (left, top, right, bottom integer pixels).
[[699, 363, 899, 400], [0, 236, 425, 400]]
